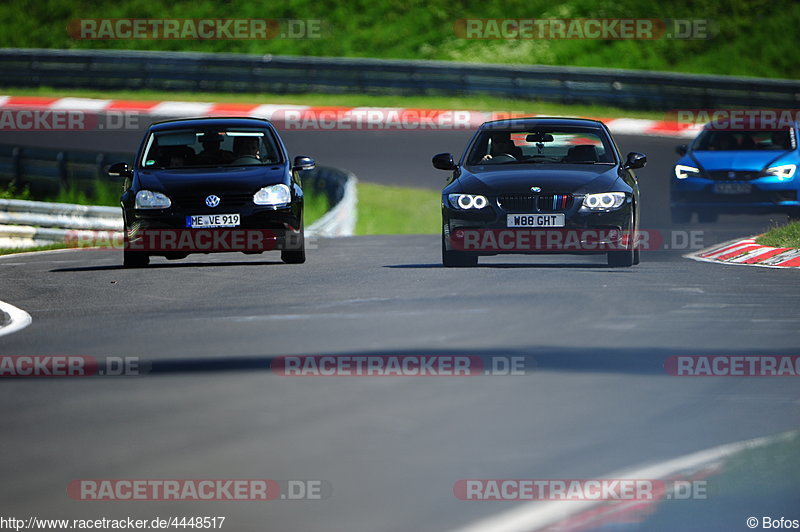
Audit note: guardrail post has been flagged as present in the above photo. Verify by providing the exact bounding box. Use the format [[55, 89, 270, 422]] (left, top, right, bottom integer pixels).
[[56, 151, 68, 189], [11, 146, 21, 183]]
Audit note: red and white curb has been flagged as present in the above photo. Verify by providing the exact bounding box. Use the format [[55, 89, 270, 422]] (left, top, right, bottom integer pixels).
[[686, 237, 800, 268], [0, 95, 699, 138], [452, 430, 798, 532]]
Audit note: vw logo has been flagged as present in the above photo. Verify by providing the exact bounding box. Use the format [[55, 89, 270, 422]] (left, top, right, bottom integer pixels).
[[205, 195, 220, 208], [727, 172, 736, 179], [530, 186, 542, 193]]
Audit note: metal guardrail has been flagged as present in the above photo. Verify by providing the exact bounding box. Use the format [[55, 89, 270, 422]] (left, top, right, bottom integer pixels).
[[0, 144, 131, 196], [2, 48, 799, 110], [0, 143, 357, 248]]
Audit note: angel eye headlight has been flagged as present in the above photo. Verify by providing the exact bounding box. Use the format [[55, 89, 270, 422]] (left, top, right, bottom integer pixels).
[[580, 192, 626, 212], [448, 194, 488, 210]]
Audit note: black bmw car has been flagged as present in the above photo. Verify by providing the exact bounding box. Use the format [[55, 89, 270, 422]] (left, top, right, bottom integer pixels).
[[108, 117, 314, 267], [433, 117, 646, 267]]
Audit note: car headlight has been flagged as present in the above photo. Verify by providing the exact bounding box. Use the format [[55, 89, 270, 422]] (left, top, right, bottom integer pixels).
[[135, 190, 171, 209], [765, 164, 796, 180], [254, 184, 291, 206], [447, 194, 488, 210], [580, 192, 627, 212], [674, 165, 700, 179]]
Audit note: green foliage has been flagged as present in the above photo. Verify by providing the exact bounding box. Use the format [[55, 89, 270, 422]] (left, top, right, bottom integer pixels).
[[757, 220, 800, 248], [0, 0, 796, 78], [356, 182, 439, 235], [0, 181, 33, 200]]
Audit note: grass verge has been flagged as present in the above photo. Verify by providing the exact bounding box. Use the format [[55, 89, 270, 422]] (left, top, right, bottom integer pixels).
[[355, 182, 439, 235], [0, 243, 71, 256], [756, 221, 800, 248]]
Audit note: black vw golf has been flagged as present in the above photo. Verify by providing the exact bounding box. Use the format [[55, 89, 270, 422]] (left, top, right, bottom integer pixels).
[[434, 117, 646, 267], [108, 117, 314, 267]]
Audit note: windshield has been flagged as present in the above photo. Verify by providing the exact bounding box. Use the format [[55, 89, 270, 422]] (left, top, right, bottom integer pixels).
[[140, 127, 282, 169], [693, 128, 795, 151], [466, 127, 616, 165]]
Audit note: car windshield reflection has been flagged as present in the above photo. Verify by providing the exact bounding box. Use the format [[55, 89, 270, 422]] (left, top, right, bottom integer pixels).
[[466, 128, 617, 165], [141, 128, 283, 169]]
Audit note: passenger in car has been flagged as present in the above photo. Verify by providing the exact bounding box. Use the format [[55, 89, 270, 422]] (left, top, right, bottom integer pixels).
[[156, 145, 195, 167]]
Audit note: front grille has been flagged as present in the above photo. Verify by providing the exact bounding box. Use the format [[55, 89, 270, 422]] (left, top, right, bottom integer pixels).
[[538, 194, 574, 212], [497, 194, 535, 211], [705, 170, 763, 181], [170, 191, 255, 209], [496, 193, 574, 212]]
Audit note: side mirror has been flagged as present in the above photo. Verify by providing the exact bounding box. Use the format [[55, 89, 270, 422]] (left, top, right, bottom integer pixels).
[[107, 162, 132, 178], [625, 152, 647, 170], [292, 156, 315, 171], [432, 153, 456, 170], [676, 144, 688, 156]]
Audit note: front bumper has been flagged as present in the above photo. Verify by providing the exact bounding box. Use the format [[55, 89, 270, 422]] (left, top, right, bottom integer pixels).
[[443, 200, 634, 256], [671, 177, 799, 214], [123, 202, 303, 255]]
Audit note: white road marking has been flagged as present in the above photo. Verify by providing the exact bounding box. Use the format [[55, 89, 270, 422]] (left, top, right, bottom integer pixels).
[[0, 299, 32, 338], [451, 430, 798, 532]]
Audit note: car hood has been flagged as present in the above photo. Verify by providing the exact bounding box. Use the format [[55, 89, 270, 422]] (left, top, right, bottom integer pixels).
[[457, 164, 621, 194], [137, 165, 287, 194], [688, 150, 790, 172]]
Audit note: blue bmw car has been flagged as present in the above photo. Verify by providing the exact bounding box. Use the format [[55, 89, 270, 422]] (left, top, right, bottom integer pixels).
[[671, 122, 799, 223]]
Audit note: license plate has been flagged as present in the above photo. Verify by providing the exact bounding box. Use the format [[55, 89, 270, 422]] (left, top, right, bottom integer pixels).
[[713, 182, 752, 195], [186, 214, 241, 228], [506, 214, 565, 227]]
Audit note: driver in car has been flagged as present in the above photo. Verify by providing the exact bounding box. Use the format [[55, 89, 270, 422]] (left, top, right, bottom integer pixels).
[[231, 136, 261, 164], [480, 133, 522, 162]]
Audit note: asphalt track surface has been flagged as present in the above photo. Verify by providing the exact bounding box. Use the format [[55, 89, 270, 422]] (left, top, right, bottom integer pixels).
[[1, 117, 799, 531]]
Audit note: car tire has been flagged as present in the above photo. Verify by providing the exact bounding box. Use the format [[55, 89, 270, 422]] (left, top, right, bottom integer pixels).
[[608, 213, 635, 267], [442, 234, 478, 267], [633, 246, 641, 265], [281, 229, 306, 264], [697, 211, 718, 223], [123, 250, 149, 268], [607, 247, 634, 267], [671, 207, 692, 224]]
